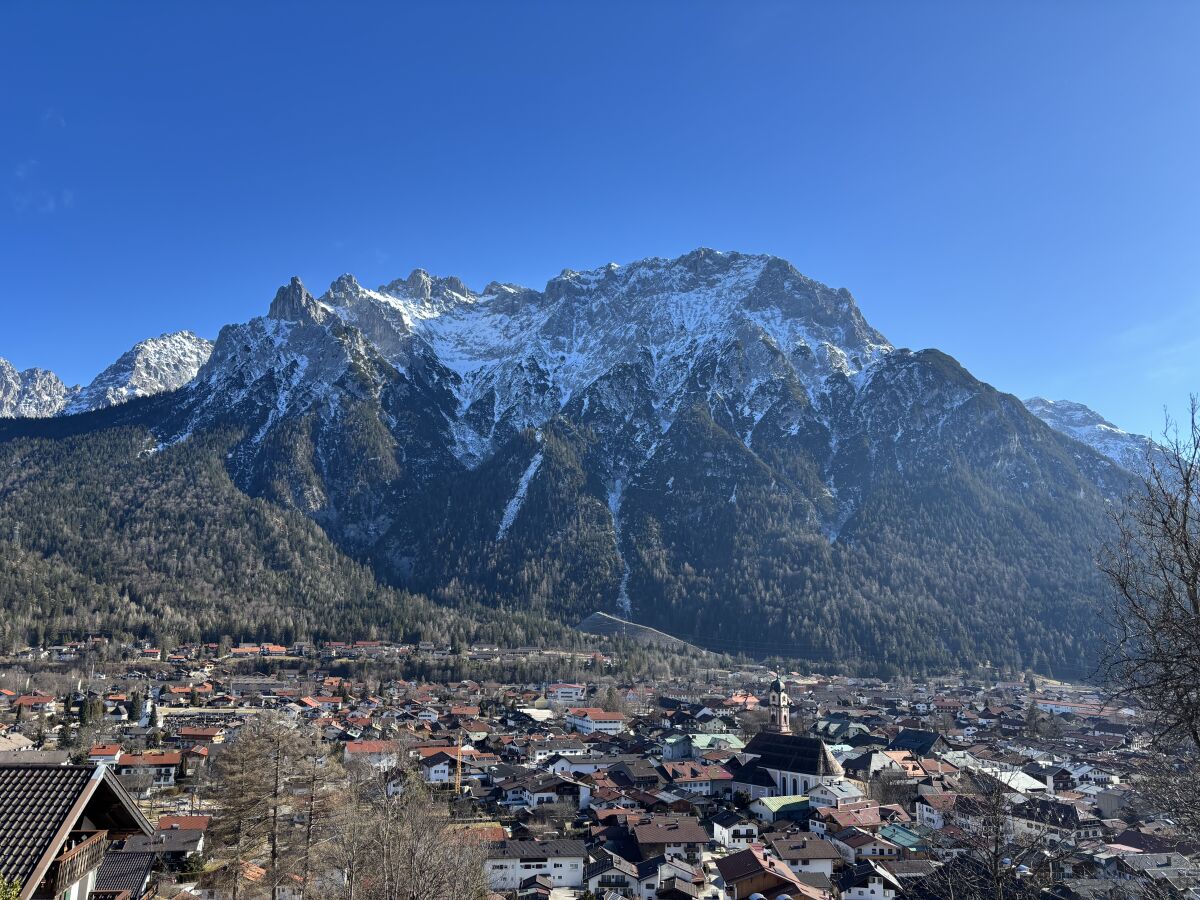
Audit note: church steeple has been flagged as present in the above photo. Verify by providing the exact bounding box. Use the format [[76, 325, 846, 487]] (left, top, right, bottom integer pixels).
[[766, 674, 790, 734]]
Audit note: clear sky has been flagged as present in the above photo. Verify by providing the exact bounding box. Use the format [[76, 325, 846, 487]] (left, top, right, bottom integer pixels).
[[2, 2, 1197, 436]]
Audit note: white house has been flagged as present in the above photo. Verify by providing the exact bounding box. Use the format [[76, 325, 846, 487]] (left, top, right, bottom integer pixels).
[[711, 810, 758, 850], [484, 840, 586, 890], [419, 751, 455, 784], [342, 740, 403, 770], [809, 780, 865, 808], [547, 683, 587, 702], [769, 836, 842, 878], [564, 707, 626, 735]]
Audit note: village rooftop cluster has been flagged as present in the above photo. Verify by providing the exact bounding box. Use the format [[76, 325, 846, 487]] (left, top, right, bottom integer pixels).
[[0, 637, 1195, 899]]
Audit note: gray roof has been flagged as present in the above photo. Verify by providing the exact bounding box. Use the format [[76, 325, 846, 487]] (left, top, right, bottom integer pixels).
[[123, 828, 204, 853], [94, 850, 155, 893], [486, 839, 587, 859]]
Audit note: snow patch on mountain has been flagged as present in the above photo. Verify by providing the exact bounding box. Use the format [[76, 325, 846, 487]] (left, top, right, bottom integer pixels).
[[497, 443, 544, 540], [1025, 397, 1155, 477]]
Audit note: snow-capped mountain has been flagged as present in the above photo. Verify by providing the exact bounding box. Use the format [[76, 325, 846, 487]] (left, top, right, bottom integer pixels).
[[63, 331, 213, 415], [0, 249, 1137, 670], [0, 359, 75, 417], [1024, 396, 1155, 478], [0, 331, 212, 419]]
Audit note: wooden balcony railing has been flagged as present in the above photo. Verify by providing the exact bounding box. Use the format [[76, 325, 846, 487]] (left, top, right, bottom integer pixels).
[[37, 829, 108, 898]]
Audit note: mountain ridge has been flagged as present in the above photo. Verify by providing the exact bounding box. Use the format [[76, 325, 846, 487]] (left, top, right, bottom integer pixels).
[[0, 249, 1141, 674], [1024, 396, 1155, 479], [0, 330, 213, 419]]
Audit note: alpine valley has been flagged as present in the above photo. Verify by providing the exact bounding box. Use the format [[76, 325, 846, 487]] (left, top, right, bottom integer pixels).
[[0, 249, 1152, 676]]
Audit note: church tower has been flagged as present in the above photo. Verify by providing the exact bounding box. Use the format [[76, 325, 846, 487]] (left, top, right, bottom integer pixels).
[[767, 674, 790, 733]]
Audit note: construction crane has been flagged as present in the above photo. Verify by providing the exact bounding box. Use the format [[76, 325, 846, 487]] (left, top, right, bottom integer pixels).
[[454, 732, 464, 795]]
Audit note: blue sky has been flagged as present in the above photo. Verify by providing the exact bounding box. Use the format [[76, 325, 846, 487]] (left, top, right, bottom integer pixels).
[[2, 2, 1197, 436]]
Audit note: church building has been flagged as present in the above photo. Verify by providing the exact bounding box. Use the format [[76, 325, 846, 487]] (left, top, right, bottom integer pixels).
[[734, 675, 846, 798]]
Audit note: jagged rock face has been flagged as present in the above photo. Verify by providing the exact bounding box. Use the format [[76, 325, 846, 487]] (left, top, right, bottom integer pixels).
[[63, 331, 213, 415], [161, 250, 897, 549], [1024, 397, 1155, 479], [0, 359, 75, 417], [1, 332, 212, 418]]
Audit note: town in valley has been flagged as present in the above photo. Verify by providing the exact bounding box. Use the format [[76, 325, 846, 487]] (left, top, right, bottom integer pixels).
[[0, 632, 1192, 899]]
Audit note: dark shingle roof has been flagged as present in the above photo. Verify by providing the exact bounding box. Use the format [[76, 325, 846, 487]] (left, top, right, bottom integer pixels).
[[887, 729, 945, 757], [743, 732, 843, 777], [123, 829, 204, 853], [0, 764, 96, 886], [94, 850, 155, 893], [485, 840, 586, 859]]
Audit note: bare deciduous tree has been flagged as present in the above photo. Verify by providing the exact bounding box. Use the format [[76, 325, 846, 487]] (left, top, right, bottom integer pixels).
[[328, 761, 491, 900], [905, 772, 1073, 900], [1099, 398, 1200, 752], [206, 715, 301, 900], [1098, 400, 1200, 845]]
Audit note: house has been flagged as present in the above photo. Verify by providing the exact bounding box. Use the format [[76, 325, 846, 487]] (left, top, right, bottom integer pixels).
[[710, 809, 758, 850], [564, 708, 627, 735], [546, 683, 587, 703], [714, 845, 830, 900], [342, 739, 403, 770], [769, 835, 843, 878], [87, 745, 123, 767], [808, 780, 865, 808], [838, 860, 902, 900], [630, 816, 709, 862], [830, 827, 903, 863], [0, 763, 153, 900], [886, 728, 948, 758], [915, 792, 956, 830], [13, 693, 57, 716], [686, 732, 744, 756], [749, 794, 810, 824], [175, 727, 226, 746], [658, 760, 732, 796], [484, 839, 587, 890], [582, 851, 647, 897], [809, 801, 883, 836], [121, 824, 205, 866], [116, 751, 182, 793], [418, 751, 456, 784], [1010, 797, 1104, 842]]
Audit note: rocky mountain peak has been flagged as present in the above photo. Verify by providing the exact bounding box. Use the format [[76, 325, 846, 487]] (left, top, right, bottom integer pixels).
[[0, 359, 76, 417], [62, 330, 214, 415], [1024, 396, 1155, 477], [268, 276, 328, 323]]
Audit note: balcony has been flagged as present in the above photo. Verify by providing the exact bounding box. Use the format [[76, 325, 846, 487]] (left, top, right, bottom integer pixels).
[[37, 830, 107, 898]]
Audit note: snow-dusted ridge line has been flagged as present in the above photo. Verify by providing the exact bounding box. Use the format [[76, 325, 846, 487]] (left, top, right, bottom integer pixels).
[[281, 248, 896, 466], [63, 330, 214, 415], [1024, 396, 1156, 477], [1, 330, 213, 419]]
